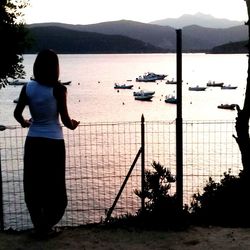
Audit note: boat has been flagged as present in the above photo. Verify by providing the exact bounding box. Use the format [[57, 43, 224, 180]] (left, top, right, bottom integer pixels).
[[147, 72, 167, 80], [165, 94, 177, 104], [221, 84, 237, 90], [217, 104, 236, 110], [134, 89, 154, 101], [9, 79, 71, 86], [136, 74, 158, 82], [133, 90, 155, 96], [165, 78, 177, 84], [206, 81, 224, 87], [60, 80, 71, 85], [114, 83, 133, 89], [9, 79, 27, 86], [134, 95, 154, 101], [188, 86, 206, 91], [136, 72, 167, 82]]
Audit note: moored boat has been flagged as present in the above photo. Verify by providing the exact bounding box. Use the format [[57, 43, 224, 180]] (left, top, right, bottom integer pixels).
[[9, 79, 28, 86], [221, 84, 237, 90], [60, 80, 71, 85], [9, 79, 71, 86], [134, 95, 153, 101], [133, 90, 155, 96], [165, 78, 177, 84], [207, 81, 224, 87], [136, 72, 167, 82], [114, 83, 133, 89], [188, 85, 206, 91], [165, 94, 177, 104], [217, 104, 236, 110], [147, 72, 167, 80]]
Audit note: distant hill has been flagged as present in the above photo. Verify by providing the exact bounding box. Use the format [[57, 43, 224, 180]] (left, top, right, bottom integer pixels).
[[182, 25, 247, 50], [26, 26, 167, 54], [150, 13, 243, 29], [28, 20, 177, 51], [27, 20, 248, 52], [210, 40, 248, 54]]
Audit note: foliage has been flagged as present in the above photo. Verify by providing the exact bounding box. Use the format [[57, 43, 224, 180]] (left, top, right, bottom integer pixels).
[[190, 170, 250, 227], [106, 162, 189, 229], [135, 161, 176, 214], [0, 0, 31, 88], [26, 26, 166, 54], [133, 161, 188, 229]]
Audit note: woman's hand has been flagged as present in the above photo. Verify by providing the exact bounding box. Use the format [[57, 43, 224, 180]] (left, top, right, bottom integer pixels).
[[71, 119, 80, 130], [21, 119, 32, 128]]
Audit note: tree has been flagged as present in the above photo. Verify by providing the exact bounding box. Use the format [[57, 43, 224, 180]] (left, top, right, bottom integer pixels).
[[0, 0, 30, 89], [233, 1, 250, 175]]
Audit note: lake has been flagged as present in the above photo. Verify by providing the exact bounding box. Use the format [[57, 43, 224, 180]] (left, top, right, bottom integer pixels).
[[0, 53, 247, 125]]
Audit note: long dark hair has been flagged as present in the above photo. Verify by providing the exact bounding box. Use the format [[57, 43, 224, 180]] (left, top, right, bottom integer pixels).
[[33, 49, 59, 85]]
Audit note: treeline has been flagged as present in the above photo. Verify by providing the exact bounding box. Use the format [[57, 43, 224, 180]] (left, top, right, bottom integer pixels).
[[25, 24, 248, 54], [25, 26, 168, 54], [210, 40, 248, 54]]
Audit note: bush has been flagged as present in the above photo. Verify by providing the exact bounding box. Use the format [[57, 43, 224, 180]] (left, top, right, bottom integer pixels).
[[134, 161, 188, 229], [190, 170, 250, 227]]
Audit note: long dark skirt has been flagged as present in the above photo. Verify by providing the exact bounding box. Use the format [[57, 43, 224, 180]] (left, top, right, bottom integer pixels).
[[24, 137, 67, 231]]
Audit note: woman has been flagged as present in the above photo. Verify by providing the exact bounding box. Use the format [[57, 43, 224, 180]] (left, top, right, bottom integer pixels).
[[14, 49, 79, 238]]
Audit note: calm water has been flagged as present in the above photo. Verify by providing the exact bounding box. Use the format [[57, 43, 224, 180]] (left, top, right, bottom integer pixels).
[[0, 53, 247, 125]]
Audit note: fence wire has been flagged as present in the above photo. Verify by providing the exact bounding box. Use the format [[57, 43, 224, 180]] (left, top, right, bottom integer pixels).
[[0, 120, 242, 230]]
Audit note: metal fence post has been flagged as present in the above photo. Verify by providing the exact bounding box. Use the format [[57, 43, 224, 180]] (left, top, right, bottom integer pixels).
[[176, 29, 183, 212], [0, 150, 4, 230], [141, 114, 145, 212]]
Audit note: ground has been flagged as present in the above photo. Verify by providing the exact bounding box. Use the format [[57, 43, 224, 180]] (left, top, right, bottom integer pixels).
[[1, 226, 250, 250]]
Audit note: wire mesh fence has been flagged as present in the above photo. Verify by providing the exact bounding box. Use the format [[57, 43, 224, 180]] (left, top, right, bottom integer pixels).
[[0, 119, 242, 231]]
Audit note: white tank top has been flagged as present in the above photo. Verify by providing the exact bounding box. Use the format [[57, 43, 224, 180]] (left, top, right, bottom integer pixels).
[[26, 80, 63, 139]]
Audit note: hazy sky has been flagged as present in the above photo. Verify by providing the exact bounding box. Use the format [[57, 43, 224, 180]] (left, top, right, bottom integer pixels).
[[24, 0, 247, 25]]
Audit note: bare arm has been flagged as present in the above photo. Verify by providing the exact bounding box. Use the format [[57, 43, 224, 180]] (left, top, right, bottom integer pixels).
[[54, 84, 79, 130], [13, 85, 31, 128]]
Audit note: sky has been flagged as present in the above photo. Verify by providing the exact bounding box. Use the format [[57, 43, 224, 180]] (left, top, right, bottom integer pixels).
[[24, 0, 248, 25]]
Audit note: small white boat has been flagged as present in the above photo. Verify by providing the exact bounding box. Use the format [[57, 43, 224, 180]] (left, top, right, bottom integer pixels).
[[217, 104, 236, 110], [60, 80, 71, 85], [165, 78, 177, 84], [136, 72, 167, 82], [221, 84, 237, 90], [9, 79, 28, 86], [207, 81, 224, 87], [147, 72, 167, 80], [189, 85, 206, 91], [9, 79, 71, 86], [165, 94, 177, 104], [114, 83, 133, 89], [135, 95, 153, 101], [133, 90, 155, 96], [136, 75, 157, 82]]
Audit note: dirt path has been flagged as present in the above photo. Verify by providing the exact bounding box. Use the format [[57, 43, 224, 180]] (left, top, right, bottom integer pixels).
[[1, 226, 250, 250]]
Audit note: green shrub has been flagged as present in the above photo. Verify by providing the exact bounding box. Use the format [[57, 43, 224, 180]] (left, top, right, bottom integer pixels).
[[134, 161, 188, 229], [190, 170, 250, 227]]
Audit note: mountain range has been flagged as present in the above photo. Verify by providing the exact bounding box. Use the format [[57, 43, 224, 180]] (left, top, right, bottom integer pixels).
[[150, 12, 244, 29], [26, 13, 248, 54], [27, 26, 166, 54]]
